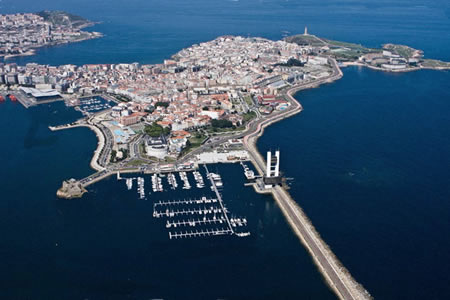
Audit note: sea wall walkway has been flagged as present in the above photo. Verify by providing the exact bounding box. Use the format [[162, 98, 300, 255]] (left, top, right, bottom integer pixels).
[[49, 122, 105, 171]]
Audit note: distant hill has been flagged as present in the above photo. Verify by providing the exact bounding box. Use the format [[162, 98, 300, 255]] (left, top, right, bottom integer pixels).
[[36, 10, 95, 29]]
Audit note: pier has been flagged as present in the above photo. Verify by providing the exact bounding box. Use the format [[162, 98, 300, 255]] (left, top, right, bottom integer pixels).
[[204, 165, 234, 234], [169, 228, 233, 240], [150, 167, 249, 239]]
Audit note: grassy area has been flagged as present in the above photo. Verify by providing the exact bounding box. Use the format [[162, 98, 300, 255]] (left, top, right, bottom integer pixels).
[[127, 159, 148, 166], [327, 49, 365, 61], [422, 59, 450, 68], [243, 95, 253, 106], [383, 44, 418, 59], [206, 126, 236, 134], [164, 157, 177, 163], [139, 143, 146, 156], [177, 134, 208, 158], [243, 111, 257, 123], [189, 134, 207, 147], [284, 35, 326, 47], [325, 39, 367, 50]]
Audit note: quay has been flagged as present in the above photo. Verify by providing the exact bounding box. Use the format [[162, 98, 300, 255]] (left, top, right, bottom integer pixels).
[[154, 197, 218, 207], [165, 217, 227, 228], [153, 207, 226, 218]]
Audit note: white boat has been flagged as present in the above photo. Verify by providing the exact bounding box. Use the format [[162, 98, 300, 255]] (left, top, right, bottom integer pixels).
[[126, 178, 133, 190], [137, 177, 145, 199]]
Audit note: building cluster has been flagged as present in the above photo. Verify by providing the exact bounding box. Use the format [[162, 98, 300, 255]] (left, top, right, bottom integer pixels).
[[360, 50, 422, 70], [0, 12, 98, 57], [1, 36, 333, 132]]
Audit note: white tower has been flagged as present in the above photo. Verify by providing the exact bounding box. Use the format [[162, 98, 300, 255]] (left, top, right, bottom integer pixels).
[[304, 26, 308, 35], [266, 150, 280, 178]]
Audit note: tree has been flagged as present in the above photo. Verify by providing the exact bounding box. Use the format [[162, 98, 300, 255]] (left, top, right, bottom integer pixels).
[[211, 119, 233, 128], [155, 101, 169, 108], [144, 122, 170, 137]]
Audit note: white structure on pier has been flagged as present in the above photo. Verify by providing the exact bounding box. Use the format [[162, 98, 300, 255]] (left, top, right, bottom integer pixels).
[[266, 150, 280, 178], [264, 150, 282, 188]]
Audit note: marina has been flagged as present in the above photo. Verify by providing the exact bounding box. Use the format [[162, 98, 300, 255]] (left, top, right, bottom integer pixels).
[[77, 96, 113, 114], [149, 166, 250, 239]]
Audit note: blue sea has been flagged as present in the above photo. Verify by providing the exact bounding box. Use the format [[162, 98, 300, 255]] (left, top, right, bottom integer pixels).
[[1, 0, 450, 299]]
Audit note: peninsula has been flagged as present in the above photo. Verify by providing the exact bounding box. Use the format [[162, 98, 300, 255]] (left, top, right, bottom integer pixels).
[[0, 11, 102, 59], [2, 24, 450, 300]]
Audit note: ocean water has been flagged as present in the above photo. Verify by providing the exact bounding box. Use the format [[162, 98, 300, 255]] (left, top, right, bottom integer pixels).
[[1, 0, 450, 299], [258, 67, 450, 299]]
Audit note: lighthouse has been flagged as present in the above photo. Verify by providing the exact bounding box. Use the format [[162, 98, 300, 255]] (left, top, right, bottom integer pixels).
[[304, 26, 308, 35]]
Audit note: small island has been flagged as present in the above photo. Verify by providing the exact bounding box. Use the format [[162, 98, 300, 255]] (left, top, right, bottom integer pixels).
[[0, 11, 102, 59], [56, 179, 87, 199]]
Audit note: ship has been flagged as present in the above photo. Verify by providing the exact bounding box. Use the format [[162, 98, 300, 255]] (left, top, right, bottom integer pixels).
[[193, 171, 205, 188], [241, 162, 256, 180], [137, 177, 146, 199], [151, 174, 163, 192], [209, 173, 223, 189], [179, 171, 191, 190], [167, 173, 178, 190]]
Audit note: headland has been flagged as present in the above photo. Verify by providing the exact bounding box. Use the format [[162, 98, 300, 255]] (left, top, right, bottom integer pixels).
[[0, 11, 102, 60]]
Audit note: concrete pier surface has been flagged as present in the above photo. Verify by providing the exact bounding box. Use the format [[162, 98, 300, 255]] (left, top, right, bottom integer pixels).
[[243, 61, 371, 300]]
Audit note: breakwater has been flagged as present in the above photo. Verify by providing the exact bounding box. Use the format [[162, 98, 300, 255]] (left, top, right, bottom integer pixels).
[[243, 61, 371, 300]]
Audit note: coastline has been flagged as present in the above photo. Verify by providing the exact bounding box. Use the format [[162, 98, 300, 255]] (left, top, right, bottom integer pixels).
[[341, 61, 450, 73], [1, 19, 103, 61], [50, 123, 105, 171]]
